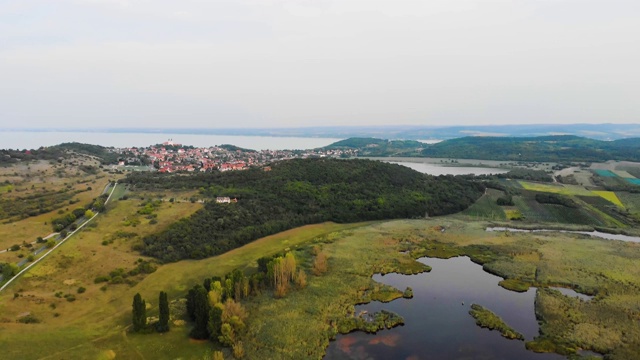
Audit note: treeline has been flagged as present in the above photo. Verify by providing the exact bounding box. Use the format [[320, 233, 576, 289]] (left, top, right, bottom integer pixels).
[[470, 169, 553, 183], [535, 193, 577, 208], [497, 169, 552, 182], [50, 193, 106, 231], [122, 159, 484, 262]]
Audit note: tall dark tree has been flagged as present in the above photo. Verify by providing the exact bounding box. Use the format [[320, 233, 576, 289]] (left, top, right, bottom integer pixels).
[[203, 278, 212, 292], [132, 293, 147, 332], [186, 287, 197, 321], [207, 305, 223, 342], [156, 291, 170, 333], [189, 285, 210, 339]]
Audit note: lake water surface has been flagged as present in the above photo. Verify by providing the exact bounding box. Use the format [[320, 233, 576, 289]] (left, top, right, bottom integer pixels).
[[324, 256, 563, 360], [0, 131, 342, 150], [388, 161, 508, 176]]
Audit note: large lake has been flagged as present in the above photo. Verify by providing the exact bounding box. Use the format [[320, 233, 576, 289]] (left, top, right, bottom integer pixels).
[[325, 257, 563, 360], [0, 131, 342, 151]]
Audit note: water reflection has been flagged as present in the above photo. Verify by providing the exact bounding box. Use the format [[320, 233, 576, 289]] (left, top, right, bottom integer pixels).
[[388, 161, 508, 176], [325, 257, 563, 360], [550, 287, 594, 302], [486, 227, 640, 243]]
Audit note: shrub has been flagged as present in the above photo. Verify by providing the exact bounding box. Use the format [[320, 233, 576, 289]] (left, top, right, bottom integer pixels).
[[77, 287, 86, 294], [312, 252, 328, 275], [17, 314, 40, 324], [94, 276, 110, 284], [110, 275, 124, 284], [232, 341, 245, 359]]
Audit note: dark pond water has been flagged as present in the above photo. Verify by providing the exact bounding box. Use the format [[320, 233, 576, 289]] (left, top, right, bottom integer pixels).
[[550, 287, 593, 302], [324, 257, 563, 360]]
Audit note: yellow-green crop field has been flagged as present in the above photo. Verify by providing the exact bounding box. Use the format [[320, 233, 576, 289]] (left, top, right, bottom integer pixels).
[[518, 181, 593, 196], [591, 191, 625, 207]]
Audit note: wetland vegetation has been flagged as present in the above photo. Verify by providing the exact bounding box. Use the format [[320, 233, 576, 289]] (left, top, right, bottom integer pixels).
[[469, 304, 524, 340]]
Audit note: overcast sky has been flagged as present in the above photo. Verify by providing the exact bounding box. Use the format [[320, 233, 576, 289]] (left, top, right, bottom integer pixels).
[[1, 0, 638, 129]]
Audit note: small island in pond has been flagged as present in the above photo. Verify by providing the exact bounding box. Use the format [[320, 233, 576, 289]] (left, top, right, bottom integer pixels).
[[469, 304, 524, 340]]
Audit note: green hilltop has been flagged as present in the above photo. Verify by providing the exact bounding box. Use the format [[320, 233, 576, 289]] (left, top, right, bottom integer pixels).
[[326, 135, 640, 162]]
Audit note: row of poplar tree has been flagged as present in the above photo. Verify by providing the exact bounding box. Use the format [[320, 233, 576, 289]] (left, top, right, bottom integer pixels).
[[132, 291, 170, 333]]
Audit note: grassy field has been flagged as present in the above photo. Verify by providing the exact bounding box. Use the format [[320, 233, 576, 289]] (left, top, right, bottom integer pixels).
[[0, 184, 14, 193], [460, 189, 507, 220], [518, 181, 593, 196], [593, 169, 617, 177], [0, 192, 205, 359], [618, 192, 640, 213], [0, 191, 373, 360], [611, 170, 635, 178], [0, 157, 121, 250], [2, 214, 640, 359], [461, 179, 634, 229]]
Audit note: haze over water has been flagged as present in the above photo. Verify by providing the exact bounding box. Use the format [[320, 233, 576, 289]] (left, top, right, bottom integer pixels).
[[0, 131, 342, 151]]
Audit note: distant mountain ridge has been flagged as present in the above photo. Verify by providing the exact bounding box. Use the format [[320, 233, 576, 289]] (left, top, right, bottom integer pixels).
[[326, 135, 640, 162], [7, 123, 640, 141]]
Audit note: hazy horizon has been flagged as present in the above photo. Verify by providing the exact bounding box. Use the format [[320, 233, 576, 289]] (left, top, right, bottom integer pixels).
[[1, 1, 639, 128]]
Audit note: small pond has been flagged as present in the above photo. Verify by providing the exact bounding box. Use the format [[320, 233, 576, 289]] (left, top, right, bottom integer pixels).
[[324, 257, 563, 360], [549, 287, 593, 302]]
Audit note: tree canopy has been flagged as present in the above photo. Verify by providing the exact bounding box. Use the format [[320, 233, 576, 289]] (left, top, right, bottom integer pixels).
[[123, 158, 484, 262]]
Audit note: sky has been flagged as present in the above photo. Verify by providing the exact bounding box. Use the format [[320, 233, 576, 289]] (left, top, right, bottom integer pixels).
[[1, 0, 639, 129]]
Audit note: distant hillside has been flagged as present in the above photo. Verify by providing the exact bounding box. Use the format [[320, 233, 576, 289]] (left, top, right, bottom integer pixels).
[[123, 158, 485, 262], [324, 136, 640, 162], [0, 142, 119, 166], [218, 144, 257, 153], [422, 135, 640, 162], [326, 137, 425, 156]]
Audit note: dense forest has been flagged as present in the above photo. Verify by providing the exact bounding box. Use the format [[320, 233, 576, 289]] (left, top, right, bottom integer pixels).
[[123, 159, 484, 262], [324, 136, 640, 162]]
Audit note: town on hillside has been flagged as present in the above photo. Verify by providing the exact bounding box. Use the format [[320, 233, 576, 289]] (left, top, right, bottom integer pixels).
[[110, 139, 357, 173]]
